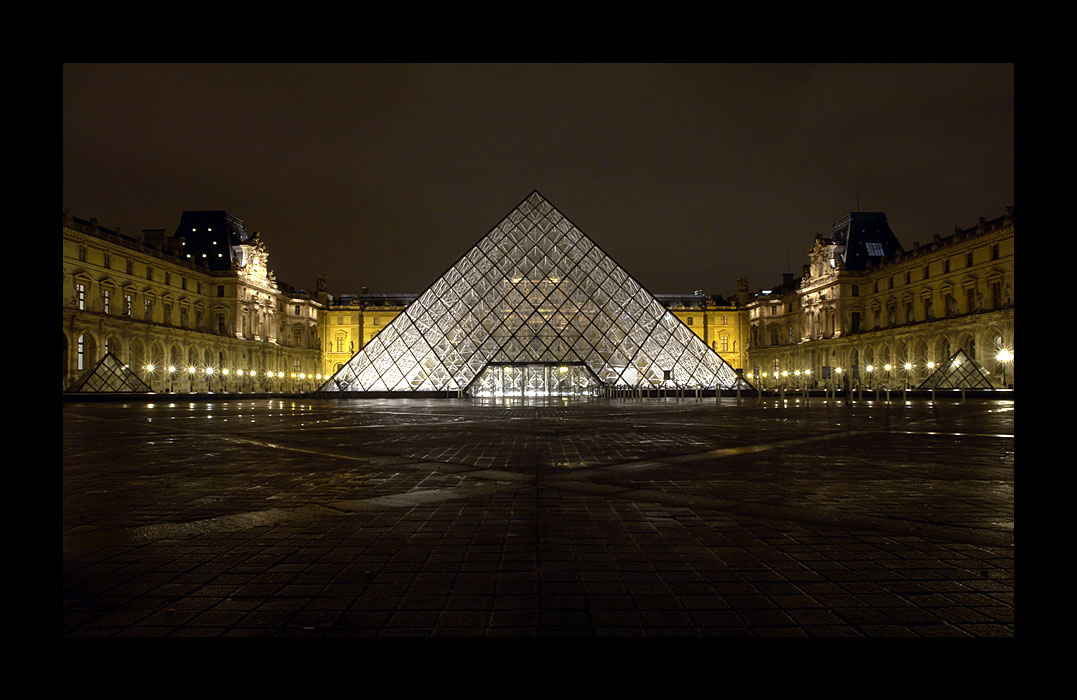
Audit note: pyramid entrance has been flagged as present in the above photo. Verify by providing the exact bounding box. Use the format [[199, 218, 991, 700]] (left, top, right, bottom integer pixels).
[[469, 362, 599, 397], [321, 191, 749, 396]]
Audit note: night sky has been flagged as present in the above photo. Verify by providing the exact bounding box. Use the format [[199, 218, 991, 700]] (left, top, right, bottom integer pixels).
[[62, 63, 1013, 298]]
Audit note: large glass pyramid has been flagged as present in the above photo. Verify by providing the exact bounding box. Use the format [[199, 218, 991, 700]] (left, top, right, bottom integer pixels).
[[917, 349, 994, 390], [320, 191, 749, 395]]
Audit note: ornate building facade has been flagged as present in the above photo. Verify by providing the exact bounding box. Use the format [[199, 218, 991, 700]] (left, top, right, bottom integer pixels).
[[64, 204, 1013, 394], [62, 211, 324, 392], [744, 208, 1014, 389]]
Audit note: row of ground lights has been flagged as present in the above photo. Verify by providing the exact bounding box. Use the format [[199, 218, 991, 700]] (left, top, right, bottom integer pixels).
[[751, 349, 1013, 386]]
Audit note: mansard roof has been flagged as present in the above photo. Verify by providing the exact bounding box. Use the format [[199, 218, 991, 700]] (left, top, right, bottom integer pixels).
[[831, 212, 905, 271]]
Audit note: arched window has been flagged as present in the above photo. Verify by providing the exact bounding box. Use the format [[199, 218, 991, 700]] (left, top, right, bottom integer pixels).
[[76, 334, 86, 371]]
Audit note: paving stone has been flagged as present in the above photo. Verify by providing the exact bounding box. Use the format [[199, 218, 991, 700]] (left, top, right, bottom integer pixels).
[[63, 397, 1014, 637]]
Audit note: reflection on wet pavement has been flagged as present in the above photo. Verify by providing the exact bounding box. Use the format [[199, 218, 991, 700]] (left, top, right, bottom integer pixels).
[[64, 396, 1014, 637]]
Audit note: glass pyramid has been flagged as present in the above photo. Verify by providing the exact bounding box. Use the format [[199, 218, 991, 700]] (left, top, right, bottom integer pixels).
[[320, 191, 749, 395], [917, 349, 994, 390], [66, 352, 153, 393]]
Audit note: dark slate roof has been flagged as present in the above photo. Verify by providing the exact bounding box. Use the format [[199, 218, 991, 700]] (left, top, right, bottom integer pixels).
[[831, 212, 904, 270], [172, 211, 249, 271]]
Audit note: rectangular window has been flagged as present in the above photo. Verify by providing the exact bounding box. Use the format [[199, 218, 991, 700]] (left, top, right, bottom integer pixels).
[[77, 335, 85, 370], [944, 259, 950, 274], [905, 271, 911, 285], [147, 266, 153, 281], [686, 317, 693, 326], [76, 284, 86, 310], [103, 253, 110, 269], [720, 336, 729, 352], [991, 244, 999, 260], [967, 288, 976, 313], [123, 294, 132, 317], [337, 316, 343, 325], [924, 265, 930, 279], [163, 303, 171, 325], [166, 273, 171, 286], [180, 308, 188, 328], [102, 289, 110, 314], [992, 282, 1002, 308], [851, 312, 861, 333], [294, 304, 301, 316], [217, 285, 225, 297], [967, 252, 974, 267], [373, 317, 380, 326], [906, 302, 913, 323], [145, 299, 153, 320], [851, 285, 859, 297], [77, 246, 86, 262], [721, 316, 727, 325], [126, 260, 133, 275]]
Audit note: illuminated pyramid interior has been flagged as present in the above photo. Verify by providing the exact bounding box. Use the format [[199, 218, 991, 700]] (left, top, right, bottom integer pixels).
[[321, 191, 748, 396], [917, 349, 994, 390], [67, 351, 153, 393]]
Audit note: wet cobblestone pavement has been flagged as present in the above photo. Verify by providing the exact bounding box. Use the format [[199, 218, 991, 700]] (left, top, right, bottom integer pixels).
[[63, 396, 1014, 637]]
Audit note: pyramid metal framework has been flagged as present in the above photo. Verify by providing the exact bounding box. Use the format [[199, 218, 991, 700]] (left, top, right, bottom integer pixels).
[[916, 349, 994, 390], [66, 352, 153, 393], [321, 191, 749, 395]]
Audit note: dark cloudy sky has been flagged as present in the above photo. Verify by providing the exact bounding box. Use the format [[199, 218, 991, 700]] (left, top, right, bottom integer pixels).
[[62, 63, 1013, 298]]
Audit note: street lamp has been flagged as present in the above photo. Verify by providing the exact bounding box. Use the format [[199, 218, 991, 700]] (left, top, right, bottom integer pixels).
[[995, 348, 1013, 388], [168, 365, 176, 393]]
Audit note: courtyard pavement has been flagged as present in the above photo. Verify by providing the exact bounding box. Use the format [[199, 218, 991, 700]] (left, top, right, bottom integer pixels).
[[62, 395, 1014, 637]]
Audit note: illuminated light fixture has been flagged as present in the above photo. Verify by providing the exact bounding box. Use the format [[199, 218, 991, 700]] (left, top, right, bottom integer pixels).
[[794, 370, 801, 376], [884, 364, 892, 372], [996, 349, 1013, 363], [205, 367, 214, 375], [145, 364, 155, 372], [866, 364, 874, 372], [168, 366, 176, 373], [237, 369, 244, 376], [761, 372, 767, 377], [781, 371, 788, 377], [804, 369, 811, 375], [904, 363, 912, 370], [834, 367, 843, 373], [290, 373, 296, 378], [187, 367, 196, 374], [560, 366, 568, 373], [222, 369, 230, 375], [927, 361, 936, 369]]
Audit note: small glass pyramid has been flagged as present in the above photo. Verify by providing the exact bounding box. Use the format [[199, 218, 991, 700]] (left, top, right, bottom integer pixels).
[[321, 191, 748, 395], [66, 352, 153, 393], [917, 349, 994, 390]]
